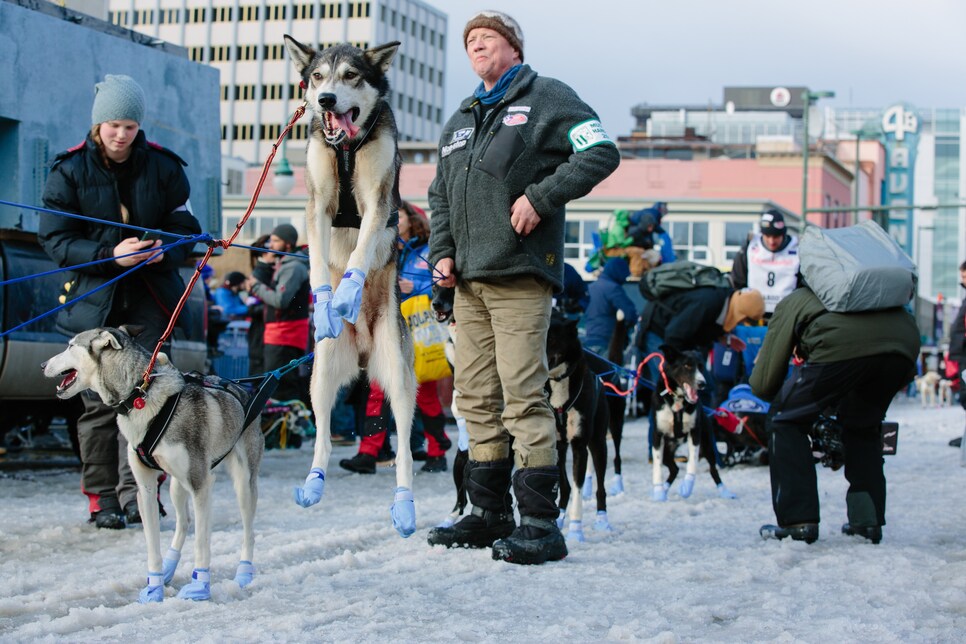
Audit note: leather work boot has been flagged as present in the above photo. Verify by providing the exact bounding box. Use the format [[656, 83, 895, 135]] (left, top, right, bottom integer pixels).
[[759, 522, 819, 544], [842, 523, 882, 544]]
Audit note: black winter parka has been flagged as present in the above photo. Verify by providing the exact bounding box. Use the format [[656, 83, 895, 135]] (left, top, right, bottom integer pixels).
[[39, 131, 201, 336]]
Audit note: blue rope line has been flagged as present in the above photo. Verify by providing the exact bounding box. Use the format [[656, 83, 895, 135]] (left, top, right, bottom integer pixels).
[[0, 236, 201, 339], [0, 199, 197, 241]]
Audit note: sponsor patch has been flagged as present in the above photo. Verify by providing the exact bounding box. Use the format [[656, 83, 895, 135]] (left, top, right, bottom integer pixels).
[[507, 105, 531, 113], [451, 127, 473, 143], [568, 119, 612, 152], [441, 138, 467, 158], [503, 113, 528, 127]]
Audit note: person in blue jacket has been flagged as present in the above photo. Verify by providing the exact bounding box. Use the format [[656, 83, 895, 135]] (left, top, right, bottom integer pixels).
[[583, 257, 637, 356], [213, 271, 249, 319], [629, 202, 676, 265]]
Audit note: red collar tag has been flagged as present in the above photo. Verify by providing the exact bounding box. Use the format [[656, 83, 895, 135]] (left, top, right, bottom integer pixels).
[[133, 397, 146, 410]]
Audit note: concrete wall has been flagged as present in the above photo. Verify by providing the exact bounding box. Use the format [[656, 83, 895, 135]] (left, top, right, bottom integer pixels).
[[0, 0, 221, 235]]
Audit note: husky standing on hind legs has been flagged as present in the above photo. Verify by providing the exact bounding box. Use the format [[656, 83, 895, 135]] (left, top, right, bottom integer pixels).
[[283, 36, 417, 537]]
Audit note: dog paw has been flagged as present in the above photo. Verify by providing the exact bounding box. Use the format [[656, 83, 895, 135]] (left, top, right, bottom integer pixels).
[[138, 573, 164, 604], [581, 475, 594, 500], [234, 560, 255, 587], [593, 511, 614, 532], [567, 521, 586, 542], [608, 474, 625, 497], [293, 468, 325, 507], [679, 473, 695, 498], [161, 548, 181, 585], [652, 484, 668, 502], [717, 483, 738, 499], [390, 486, 416, 538], [312, 287, 344, 341], [556, 508, 566, 530], [176, 569, 211, 601], [332, 268, 366, 324]]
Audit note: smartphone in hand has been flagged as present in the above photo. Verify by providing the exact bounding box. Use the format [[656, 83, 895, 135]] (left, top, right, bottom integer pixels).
[[140, 231, 163, 243]]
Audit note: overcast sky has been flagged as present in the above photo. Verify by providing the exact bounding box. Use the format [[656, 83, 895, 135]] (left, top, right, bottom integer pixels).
[[425, 0, 966, 138]]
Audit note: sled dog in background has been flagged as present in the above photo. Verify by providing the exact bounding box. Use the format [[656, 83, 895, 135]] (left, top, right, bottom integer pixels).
[[283, 37, 418, 536], [650, 345, 735, 502], [43, 326, 263, 603], [546, 314, 613, 541]]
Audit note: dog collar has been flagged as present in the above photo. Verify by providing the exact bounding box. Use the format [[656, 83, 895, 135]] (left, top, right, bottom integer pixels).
[[113, 377, 155, 416]]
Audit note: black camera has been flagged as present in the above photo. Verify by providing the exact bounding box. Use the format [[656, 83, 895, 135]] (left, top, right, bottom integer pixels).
[[810, 416, 846, 471]]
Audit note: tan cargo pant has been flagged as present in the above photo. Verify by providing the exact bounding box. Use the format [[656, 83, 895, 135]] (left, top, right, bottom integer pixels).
[[453, 276, 557, 469]]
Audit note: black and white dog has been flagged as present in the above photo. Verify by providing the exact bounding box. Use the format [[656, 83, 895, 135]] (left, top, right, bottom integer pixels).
[[546, 315, 613, 540], [650, 345, 735, 501], [283, 37, 417, 536]]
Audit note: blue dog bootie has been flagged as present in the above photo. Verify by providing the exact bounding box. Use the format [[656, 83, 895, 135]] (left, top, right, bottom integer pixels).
[[138, 571, 164, 604], [177, 567, 211, 601], [235, 560, 255, 587]]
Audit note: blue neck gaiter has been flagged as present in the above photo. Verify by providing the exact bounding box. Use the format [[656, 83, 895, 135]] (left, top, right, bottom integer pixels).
[[473, 65, 522, 105]]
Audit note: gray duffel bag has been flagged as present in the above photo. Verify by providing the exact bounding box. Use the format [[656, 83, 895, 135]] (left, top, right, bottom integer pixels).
[[799, 220, 918, 312]]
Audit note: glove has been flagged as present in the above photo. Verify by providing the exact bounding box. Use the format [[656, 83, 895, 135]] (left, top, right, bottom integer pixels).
[[313, 286, 344, 342], [679, 472, 696, 498], [234, 560, 255, 588], [456, 417, 469, 451], [176, 568, 211, 601], [293, 467, 326, 507], [652, 483, 668, 502], [138, 572, 164, 604], [332, 268, 366, 324], [390, 486, 416, 537], [717, 482, 738, 499], [161, 547, 181, 585]]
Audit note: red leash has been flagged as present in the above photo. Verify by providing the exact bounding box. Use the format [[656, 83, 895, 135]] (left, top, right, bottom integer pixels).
[[138, 100, 308, 389], [601, 351, 672, 398]]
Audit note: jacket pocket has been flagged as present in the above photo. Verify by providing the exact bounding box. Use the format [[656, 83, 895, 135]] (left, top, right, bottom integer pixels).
[[476, 124, 525, 181]]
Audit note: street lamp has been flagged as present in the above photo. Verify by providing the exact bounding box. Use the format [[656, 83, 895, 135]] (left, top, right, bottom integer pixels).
[[273, 155, 295, 196], [800, 90, 835, 220]]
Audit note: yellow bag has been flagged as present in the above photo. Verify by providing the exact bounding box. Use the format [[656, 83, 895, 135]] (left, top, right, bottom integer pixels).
[[400, 294, 452, 383]]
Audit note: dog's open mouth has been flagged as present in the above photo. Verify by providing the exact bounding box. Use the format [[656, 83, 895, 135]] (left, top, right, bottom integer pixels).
[[57, 369, 77, 395], [682, 383, 699, 405], [323, 108, 361, 143]]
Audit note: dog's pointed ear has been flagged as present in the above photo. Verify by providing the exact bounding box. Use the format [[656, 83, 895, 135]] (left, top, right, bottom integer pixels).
[[92, 329, 124, 352], [659, 344, 680, 361], [118, 324, 144, 338], [284, 34, 315, 76], [365, 41, 400, 74]]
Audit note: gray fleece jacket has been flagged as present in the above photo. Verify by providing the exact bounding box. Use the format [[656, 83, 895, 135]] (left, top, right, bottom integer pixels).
[[428, 65, 620, 290]]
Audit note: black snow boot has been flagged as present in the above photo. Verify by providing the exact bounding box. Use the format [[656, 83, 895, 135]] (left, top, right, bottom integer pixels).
[[427, 458, 514, 549], [340, 452, 377, 474], [422, 414, 452, 452], [91, 496, 125, 530], [492, 467, 567, 565]]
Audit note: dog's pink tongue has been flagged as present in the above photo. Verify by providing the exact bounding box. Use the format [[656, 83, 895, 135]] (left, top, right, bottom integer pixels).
[[683, 383, 698, 404], [334, 111, 360, 138]]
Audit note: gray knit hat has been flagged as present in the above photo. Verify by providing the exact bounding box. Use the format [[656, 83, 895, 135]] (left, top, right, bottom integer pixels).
[[91, 75, 146, 126], [271, 223, 299, 247], [463, 10, 524, 62]]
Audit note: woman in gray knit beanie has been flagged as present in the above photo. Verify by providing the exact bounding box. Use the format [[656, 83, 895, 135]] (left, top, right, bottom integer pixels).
[[90, 74, 146, 164], [37, 74, 202, 537]]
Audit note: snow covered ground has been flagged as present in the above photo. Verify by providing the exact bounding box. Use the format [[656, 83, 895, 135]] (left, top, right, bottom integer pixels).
[[2, 397, 966, 642]]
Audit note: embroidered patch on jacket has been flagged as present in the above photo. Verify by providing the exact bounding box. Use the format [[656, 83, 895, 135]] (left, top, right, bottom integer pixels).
[[503, 113, 528, 127], [441, 138, 468, 158], [507, 105, 531, 113], [568, 119, 612, 152], [451, 127, 474, 142]]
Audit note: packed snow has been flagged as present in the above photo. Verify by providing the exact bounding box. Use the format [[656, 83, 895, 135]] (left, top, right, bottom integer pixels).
[[2, 397, 966, 642]]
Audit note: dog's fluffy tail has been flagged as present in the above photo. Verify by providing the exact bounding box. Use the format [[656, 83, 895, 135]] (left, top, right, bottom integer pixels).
[[451, 448, 469, 515]]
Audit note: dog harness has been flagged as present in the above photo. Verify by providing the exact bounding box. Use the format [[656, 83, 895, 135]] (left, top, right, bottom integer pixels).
[[115, 373, 266, 472], [330, 102, 399, 230], [547, 362, 599, 432]]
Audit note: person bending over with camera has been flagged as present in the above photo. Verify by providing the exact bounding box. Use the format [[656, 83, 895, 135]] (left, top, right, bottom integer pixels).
[[750, 286, 919, 545]]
